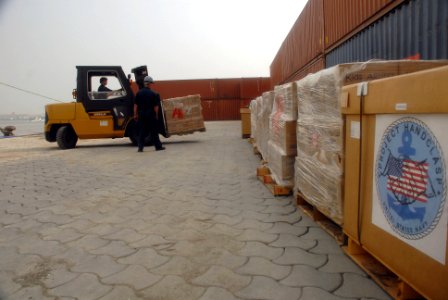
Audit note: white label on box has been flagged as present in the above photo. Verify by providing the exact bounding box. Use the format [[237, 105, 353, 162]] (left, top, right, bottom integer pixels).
[[395, 103, 408, 111], [100, 120, 108, 127], [372, 114, 448, 264], [350, 121, 360, 139]]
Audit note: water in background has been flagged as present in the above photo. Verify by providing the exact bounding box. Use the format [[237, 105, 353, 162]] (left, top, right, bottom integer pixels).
[[0, 120, 44, 137]]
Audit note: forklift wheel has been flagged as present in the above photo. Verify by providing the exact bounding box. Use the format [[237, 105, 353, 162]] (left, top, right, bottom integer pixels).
[[56, 126, 78, 149]]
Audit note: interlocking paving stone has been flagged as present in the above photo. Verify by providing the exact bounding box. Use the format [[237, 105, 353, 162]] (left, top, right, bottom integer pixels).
[[198, 287, 240, 300], [97, 286, 139, 300], [237, 241, 284, 260], [191, 248, 248, 269], [236, 229, 278, 243], [299, 227, 335, 240], [235, 276, 301, 300], [319, 254, 366, 275], [140, 275, 205, 300], [89, 240, 138, 258], [335, 273, 392, 299], [49, 273, 112, 300], [102, 265, 162, 290], [266, 222, 308, 235], [0, 271, 22, 296], [233, 218, 274, 230], [71, 254, 126, 277], [41, 227, 84, 243], [269, 233, 317, 250], [191, 265, 251, 292], [309, 239, 344, 255], [212, 214, 244, 226], [236, 256, 292, 280], [281, 265, 342, 291], [151, 255, 209, 280], [0, 122, 392, 299], [263, 212, 302, 224], [117, 248, 170, 270], [9, 286, 56, 300], [66, 234, 109, 251], [129, 234, 173, 249], [300, 287, 351, 300], [274, 247, 328, 268], [102, 228, 146, 243]]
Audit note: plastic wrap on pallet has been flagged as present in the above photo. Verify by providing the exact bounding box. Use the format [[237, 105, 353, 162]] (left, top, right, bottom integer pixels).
[[163, 94, 206, 136], [267, 140, 295, 186], [249, 99, 258, 139], [294, 60, 448, 225], [269, 82, 298, 156], [294, 154, 343, 225], [273, 82, 298, 120], [256, 91, 275, 160]]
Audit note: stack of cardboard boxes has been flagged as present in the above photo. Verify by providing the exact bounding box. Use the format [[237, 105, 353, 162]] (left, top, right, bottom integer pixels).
[[294, 60, 448, 225], [267, 83, 298, 186], [163, 94, 205, 136]]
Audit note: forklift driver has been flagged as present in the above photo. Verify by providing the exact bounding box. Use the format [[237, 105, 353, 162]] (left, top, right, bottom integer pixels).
[[98, 77, 112, 92]]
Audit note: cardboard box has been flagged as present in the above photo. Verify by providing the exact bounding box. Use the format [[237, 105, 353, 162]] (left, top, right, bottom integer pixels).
[[163, 94, 205, 136], [269, 118, 297, 156], [240, 108, 251, 138], [268, 141, 295, 184], [341, 66, 448, 300]]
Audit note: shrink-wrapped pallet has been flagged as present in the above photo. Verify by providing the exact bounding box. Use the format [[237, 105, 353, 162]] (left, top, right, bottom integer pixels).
[[249, 99, 258, 139], [256, 91, 275, 160], [295, 60, 448, 225], [268, 141, 295, 186], [269, 82, 298, 156], [267, 82, 298, 184], [163, 94, 205, 136]]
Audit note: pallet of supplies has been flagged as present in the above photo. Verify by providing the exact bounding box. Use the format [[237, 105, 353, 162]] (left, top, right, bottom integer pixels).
[[163, 94, 206, 136]]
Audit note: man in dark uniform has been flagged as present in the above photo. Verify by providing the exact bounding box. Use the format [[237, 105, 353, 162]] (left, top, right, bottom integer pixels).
[[98, 77, 112, 92], [133, 75, 165, 152]]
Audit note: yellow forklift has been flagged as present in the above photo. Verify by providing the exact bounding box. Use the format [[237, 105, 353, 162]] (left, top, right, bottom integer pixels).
[[45, 65, 167, 149]]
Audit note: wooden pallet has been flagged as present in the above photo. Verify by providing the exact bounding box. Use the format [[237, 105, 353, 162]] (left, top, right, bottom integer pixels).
[[257, 166, 292, 196], [343, 238, 423, 300], [296, 192, 345, 244]]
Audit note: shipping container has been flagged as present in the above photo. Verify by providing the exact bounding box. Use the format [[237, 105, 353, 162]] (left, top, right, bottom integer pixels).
[[270, 0, 324, 86], [323, 0, 403, 50], [325, 0, 448, 67], [201, 99, 242, 121], [155, 79, 216, 100], [216, 78, 241, 99], [217, 99, 242, 120], [284, 56, 325, 83], [240, 78, 271, 99]]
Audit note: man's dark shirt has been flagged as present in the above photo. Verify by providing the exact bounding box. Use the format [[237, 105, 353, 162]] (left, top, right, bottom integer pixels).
[[98, 84, 112, 92], [134, 87, 161, 119]]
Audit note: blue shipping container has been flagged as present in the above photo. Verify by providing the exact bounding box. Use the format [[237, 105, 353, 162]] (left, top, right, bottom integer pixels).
[[326, 0, 448, 67]]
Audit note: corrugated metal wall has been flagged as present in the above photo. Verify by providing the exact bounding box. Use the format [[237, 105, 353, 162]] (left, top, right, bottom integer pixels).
[[270, 0, 447, 85], [323, 0, 401, 48], [154, 78, 271, 121], [270, 0, 324, 86], [325, 0, 448, 67]]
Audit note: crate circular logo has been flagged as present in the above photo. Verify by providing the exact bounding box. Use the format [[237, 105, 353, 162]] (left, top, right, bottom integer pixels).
[[375, 117, 446, 240]]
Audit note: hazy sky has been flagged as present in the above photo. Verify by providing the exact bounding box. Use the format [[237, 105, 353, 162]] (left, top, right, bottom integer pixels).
[[0, 0, 306, 114]]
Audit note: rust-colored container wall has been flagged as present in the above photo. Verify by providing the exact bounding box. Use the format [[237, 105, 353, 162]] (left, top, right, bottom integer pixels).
[[323, 0, 402, 49], [270, 0, 324, 86], [216, 79, 241, 99], [155, 79, 216, 100], [201, 99, 242, 121], [240, 78, 271, 99], [286, 57, 325, 83], [270, 0, 407, 86], [154, 78, 271, 121]]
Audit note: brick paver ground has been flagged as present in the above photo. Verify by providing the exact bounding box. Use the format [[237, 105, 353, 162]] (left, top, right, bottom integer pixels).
[[0, 121, 391, 300]]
